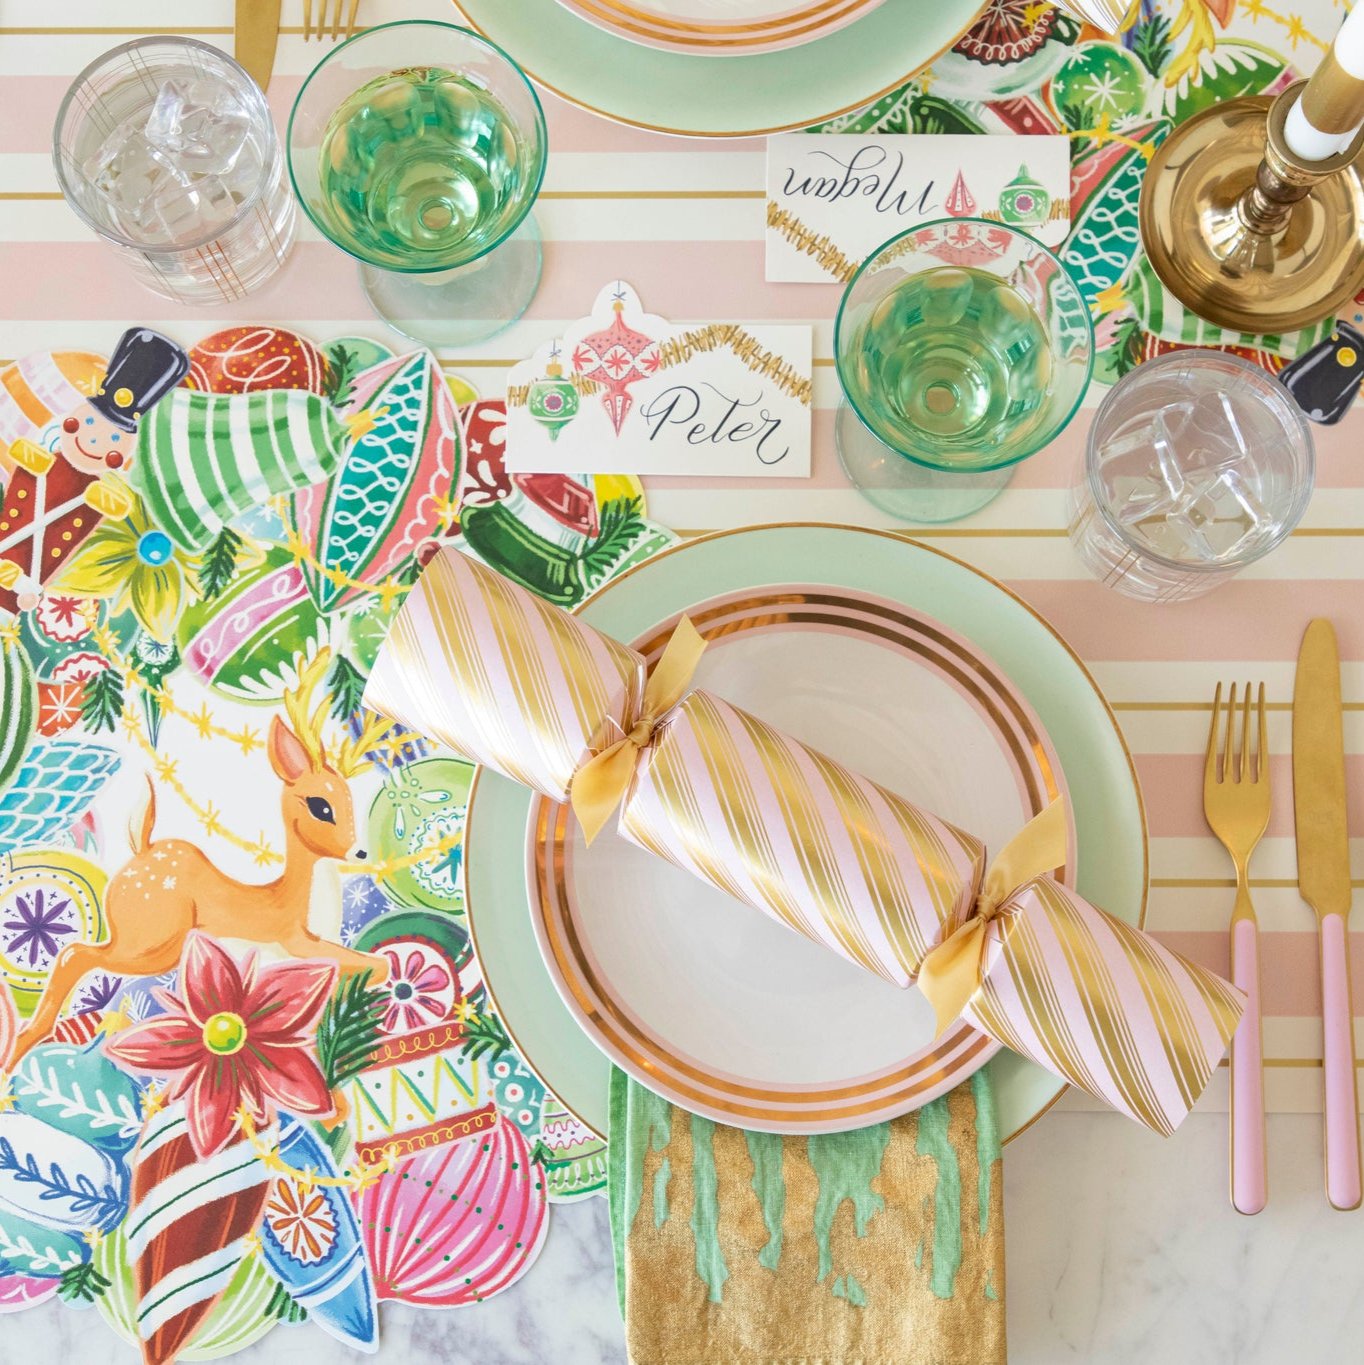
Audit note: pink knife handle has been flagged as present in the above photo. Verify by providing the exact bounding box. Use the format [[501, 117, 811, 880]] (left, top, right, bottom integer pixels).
[[1230, 917, 1267, 1215], [1320, 913, 1361, 1210]]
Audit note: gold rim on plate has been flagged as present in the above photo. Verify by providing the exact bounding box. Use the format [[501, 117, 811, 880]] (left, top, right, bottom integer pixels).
[[559, 0, 882, 51], [466, 524, 1150, 1142], [528, 586, 1067, 1126], [453, 0, 988, 138]]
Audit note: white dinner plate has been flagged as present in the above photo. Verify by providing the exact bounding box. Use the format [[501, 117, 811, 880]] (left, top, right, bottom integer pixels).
[[453, 0, 985, 137], [466, 526, 1148, 1139], [525, 585, 1075, 1131], [553, 0, 890, 57]]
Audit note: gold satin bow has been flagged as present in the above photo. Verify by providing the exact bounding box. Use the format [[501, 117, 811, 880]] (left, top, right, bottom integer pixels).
[[917, 798, 1069, 1037], [571, 616, 707, 845]]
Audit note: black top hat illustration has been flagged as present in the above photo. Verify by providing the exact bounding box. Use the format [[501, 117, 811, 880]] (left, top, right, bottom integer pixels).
[[88, 328, 191, 432]]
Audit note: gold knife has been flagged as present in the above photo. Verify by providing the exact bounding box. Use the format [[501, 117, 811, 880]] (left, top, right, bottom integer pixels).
[[1293, 618, 1362, 1210], [235, 0, 283, 94]]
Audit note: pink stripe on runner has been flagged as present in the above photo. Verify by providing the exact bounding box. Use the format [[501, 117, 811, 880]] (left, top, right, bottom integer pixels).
[[3, 75, 765, 156], [1136, 753, 1364, 839], [0, 240, 829, 319], [1006, 580, 1364, 662], [1153, 930, 1364, 1019]]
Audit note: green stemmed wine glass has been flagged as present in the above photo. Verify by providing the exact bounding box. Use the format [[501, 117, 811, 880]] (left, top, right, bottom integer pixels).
[[288, 20, 547, 348], [835, 218, 1094, 523]]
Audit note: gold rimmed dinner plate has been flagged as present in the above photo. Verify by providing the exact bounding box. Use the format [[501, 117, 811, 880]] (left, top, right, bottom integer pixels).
[[525, 584, 1072, 1132], [465, 526, 1147, 1140], [553, 0, 888, 57], [453, 0, 985, 137]]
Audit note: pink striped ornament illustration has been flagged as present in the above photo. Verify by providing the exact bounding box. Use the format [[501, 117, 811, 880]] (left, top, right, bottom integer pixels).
[[355, 1114, 548, 1307]]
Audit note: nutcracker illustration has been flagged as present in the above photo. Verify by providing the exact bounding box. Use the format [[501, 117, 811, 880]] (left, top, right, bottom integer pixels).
[[0, 328, 189, 615]]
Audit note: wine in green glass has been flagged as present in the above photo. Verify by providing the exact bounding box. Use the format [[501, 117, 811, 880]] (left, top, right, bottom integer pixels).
[[836, 220, 1093, 523], [857, 265, 1052, 447], [289, 22, 546, 348]]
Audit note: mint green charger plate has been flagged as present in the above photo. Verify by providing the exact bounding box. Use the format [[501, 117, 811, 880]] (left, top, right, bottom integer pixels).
[[453, 0, 984, 136], [465, 525, 1148, 1142]]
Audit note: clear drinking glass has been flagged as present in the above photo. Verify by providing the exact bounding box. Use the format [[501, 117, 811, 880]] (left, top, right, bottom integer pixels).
[[1068, 350, 1314, 602], [287, 21, 547, 349], [835, 218, 1094, 523], [53, 37, 296, 305]]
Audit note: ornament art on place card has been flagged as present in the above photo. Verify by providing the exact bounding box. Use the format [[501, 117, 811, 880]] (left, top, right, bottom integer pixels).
[[504, 281, 812, 478], [766, 134, 1072, 284]]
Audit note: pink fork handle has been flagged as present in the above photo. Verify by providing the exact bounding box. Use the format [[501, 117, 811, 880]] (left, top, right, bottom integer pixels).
[[1320, 913, 1361, 1211], [1230, 918, 1267, 1215]]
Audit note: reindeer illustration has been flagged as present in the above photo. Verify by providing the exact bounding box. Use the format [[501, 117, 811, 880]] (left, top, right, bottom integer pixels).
[[10, 652, 392, 1065]]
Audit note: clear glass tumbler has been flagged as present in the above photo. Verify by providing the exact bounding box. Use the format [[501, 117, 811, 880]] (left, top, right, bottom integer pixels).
[[1068, 350, 1314, 603], [835, 218, 1094, 524], [287, 21, 547, 349], [53, 37, 296, 305]]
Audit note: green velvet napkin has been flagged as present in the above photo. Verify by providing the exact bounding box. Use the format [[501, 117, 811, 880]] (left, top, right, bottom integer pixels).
[[608, 1068, 1006, 1364]]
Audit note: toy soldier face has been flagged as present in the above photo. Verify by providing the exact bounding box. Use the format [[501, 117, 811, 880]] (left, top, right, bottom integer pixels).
[[60, 400, 133, 475]]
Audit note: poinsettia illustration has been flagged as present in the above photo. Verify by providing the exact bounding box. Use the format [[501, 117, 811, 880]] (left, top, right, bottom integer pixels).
[[104, 932, 337, 1157]]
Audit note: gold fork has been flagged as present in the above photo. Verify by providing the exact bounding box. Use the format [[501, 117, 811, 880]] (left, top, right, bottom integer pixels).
[[304, 0, 361, 42], [1204, 681, 1270, 1215]]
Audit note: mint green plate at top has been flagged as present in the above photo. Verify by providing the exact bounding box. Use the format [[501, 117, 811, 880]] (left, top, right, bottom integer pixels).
[[453, 0, 985, 136], [466, 526, 1148, 1142]]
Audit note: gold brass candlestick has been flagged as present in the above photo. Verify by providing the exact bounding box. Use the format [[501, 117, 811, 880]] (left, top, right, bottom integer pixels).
[[1140, 82, 1364, 335]]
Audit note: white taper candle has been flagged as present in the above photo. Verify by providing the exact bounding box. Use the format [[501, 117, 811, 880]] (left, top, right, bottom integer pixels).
[[1285, 5, 1364, 160]]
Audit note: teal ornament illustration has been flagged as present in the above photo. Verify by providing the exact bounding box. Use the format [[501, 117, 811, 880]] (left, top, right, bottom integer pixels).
[[528, 350, 580, 442], [489, 1052, 546, 1137], [1048, 43, 1148, 127], [0, 743, 120, 857], [1062, 119, 1170, 307], [0, 1045, 141, 1278], [366, 758, 475, 913], [296, 350, 462, 613], [996, 164, 1050, 228]]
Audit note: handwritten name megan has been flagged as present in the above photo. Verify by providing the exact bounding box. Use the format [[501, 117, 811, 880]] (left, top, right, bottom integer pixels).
[[641, 384, 790, 466], [782, 146, 936, 218]]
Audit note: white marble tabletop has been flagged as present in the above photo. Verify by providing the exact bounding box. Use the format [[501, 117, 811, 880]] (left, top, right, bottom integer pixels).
[[10, 1108, 1363, 1364]]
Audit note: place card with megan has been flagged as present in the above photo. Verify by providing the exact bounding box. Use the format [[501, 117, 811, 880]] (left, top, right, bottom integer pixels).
[[503, 280, 812, 478], [766, 133, 1072, 283]]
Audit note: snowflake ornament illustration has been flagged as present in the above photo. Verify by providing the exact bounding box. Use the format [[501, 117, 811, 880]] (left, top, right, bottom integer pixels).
[[4, 887, 78, 967]]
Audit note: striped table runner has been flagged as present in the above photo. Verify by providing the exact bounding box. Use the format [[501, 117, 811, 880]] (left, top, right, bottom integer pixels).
[[0, 0, 1359, 1121]]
